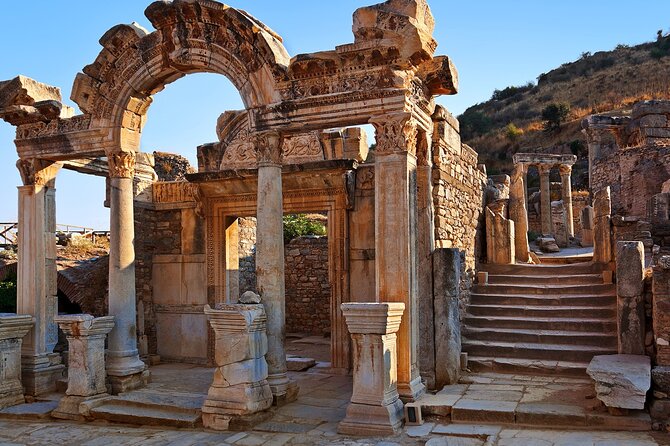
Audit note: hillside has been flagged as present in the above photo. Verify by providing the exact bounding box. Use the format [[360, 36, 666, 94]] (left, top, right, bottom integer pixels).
[[460, 33, 670, 188]]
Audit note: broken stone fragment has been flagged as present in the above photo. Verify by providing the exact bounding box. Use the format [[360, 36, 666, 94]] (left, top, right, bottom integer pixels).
[[537, 237, 560, 253], [239, 291, 261, 304], [586, 354, 651, 410]]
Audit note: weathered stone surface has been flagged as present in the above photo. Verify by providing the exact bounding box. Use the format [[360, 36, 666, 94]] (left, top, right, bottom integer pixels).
[[537, 237, 560, 253], [286, 357, 316, 372], [432, 248, 461, 389], [509, 164, 529, 262], [616, 242, 645, 298], [593, 187, 613, 264], [616, 241, 645, 355], [486, 203, 515, 264], [240, 291, 262, 304], [652, 366, 670, 394], [0, 314, 33, 409], [586, 355, 651, 410], [339, 303, 405, 436]]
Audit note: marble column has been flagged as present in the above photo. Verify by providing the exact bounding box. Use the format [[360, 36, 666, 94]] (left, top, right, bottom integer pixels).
[[52, 315, 115, 420], [559, 164, 575, 238], [538, 164, 553, 236], [509, 163, 529, 262], [202, 304, 273, 430], [339, 302, 405, 436], [15, 159, 64, 396], [253, 131, 295, 405], [105, 152, 147, 393], [370, 113, 425, 402], [0, 314, 33, 409], [593, 187, 613, 264]]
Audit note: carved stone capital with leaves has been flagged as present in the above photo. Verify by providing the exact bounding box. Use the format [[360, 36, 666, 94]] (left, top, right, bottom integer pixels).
[[16, 159, 61, 186], [558, 164, 573, 177], [252, 131, 283, 166], [107, 152, 136, 179], [370, 113, 418, 156]]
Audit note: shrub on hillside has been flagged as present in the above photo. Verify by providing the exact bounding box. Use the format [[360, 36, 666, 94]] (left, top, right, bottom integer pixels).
[[458, 109, 493, 140], [283, 215, 326, 242], [541, 103, 571, 132], [505, 123, 524, 142]]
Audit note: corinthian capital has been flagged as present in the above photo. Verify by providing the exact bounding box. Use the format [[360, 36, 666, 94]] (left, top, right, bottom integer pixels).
[[252, 131, 283, 166], [558, 164, 573, 177], [107, 152, 136, 179], [16, 159, 61, 186], [370, 112, 418, 156]]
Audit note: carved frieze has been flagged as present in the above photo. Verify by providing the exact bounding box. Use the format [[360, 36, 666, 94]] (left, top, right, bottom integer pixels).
[[282, 132, 323, 164], [15, 115, 91, 140]]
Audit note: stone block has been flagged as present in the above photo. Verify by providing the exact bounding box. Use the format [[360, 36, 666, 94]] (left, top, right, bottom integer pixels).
[[587, 355, 651, 410], [286, 357, 316, 372], [650, 399, 670, 421], [652, 366, 670, 394], [0, 314, 33, 409], [432, 248, 461, 389], [616, 242, 644, 298]]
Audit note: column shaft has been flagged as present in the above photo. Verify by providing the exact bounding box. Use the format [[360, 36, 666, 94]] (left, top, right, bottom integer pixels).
[[539, 165, 553, 236], [106, 153, 146, 392], [559, 165, 575, 238], [254, 131, 294, 404]]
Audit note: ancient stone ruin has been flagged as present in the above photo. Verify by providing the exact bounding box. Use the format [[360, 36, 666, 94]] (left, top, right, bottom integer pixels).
[[0, 0, 668, 442]]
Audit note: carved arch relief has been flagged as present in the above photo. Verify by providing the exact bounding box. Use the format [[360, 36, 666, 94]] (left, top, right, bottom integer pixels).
[[69, 0, 290, 153]]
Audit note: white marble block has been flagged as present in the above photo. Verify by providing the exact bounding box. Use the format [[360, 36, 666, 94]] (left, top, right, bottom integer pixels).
[[52, 314, 115, 420], [338, 302, 406, 436], [0, 314, 34, 409], [202, 304, 273, 431]]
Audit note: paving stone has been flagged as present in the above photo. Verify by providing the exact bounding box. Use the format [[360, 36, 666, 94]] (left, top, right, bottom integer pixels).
[[0, 401, 59, 419], [419, 393, 462, 416], [432, 424, 501, 437], [254, 421, 320, 434], [225, 433, 248, 443], [515, 403, 586, 426], [462, 390, 523, 402], [235, 434, 268, 446], [405, 422, 434, 437], [437, 384, 469, 395], [452, 399, 518, 424]]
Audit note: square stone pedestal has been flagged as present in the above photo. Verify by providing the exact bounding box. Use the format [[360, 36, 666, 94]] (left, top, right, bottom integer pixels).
[[202, 304, 273, 431], [0, 314, 34, 409], [338, 303, 405, 436], [52, 315, 115, 420]]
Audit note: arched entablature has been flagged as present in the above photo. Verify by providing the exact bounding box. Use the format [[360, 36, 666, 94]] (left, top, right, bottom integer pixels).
[[70, 0, 290, 154]]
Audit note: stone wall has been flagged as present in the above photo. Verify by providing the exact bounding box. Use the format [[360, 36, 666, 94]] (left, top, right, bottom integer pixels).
[[135, 207, 183, 356], [237, 221, 331, 336], [239, 217, 257, 295], [284, 237, 331, 335]]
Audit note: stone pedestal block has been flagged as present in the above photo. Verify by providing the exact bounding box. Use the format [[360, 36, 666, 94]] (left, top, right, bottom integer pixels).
[[432, 249, 461, 389], [485, 202, 515, 265], [202, 304, 273, 431], [0, 314, 33, 409], [52, 315, 115, 420], [339, 303, 405, 436], [616, 242, 645, 355], [581, 206, 594, 247]]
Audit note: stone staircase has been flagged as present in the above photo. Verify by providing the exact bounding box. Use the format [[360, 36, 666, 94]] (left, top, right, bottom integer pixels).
[[463, 262, 618, 377]]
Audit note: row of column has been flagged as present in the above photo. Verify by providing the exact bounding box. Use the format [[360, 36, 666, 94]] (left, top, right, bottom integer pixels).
[[16, 113, 427, 412], [533, 163, 574, 238], [15, 154, 146, 395]]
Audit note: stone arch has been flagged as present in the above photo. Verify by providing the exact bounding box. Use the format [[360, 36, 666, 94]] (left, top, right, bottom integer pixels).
[[70, 0, 290, 152]]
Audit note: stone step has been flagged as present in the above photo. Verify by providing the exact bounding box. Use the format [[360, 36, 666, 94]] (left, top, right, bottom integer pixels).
[[484, 262, 605, 276], [467, 304, 616, 319], [472, 283, 615, 296], [487, 274, 604, 286], [463, 315, 616, 332], [462, 326, 617, 348], [466, 356, 591, 377], [539, 256, 594, 265], [462, 339, 617, 363], [89, 391, 204, 428], [470, 292, 615, 306]]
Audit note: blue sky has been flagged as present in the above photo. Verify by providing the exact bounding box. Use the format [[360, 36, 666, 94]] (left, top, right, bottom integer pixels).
[[1, 1, 669, 229]]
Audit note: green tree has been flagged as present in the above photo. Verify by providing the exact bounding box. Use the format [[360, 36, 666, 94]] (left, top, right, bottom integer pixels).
[[458, 109, 493, 140], [541, 103, 570, 132], [283, 215, 327, 242]]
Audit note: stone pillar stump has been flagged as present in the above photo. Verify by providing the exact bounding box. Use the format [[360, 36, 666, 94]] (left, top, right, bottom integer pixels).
[[538, 164, 553, 236], [559, 164, 575, 238], [202, 304, 273, 431], [615, 242, 645, 355], [593, 187, 613, 264], [0, 314, 33, 409], [52, 315, 115, 420], [338, 303, 405, 436]]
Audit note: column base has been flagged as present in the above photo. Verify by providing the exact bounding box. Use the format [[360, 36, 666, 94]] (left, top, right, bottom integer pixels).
[[21, 353, 65, 396], [202, 381, 273, 424], [338, 399, 404, 436], [52, 394, 110, 421], [398, 376, 426, 403], [108, 369, 150, 394], [203, 410, 274, 432], [272, 380, 299, 407], [0, 382, 25, 410]]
